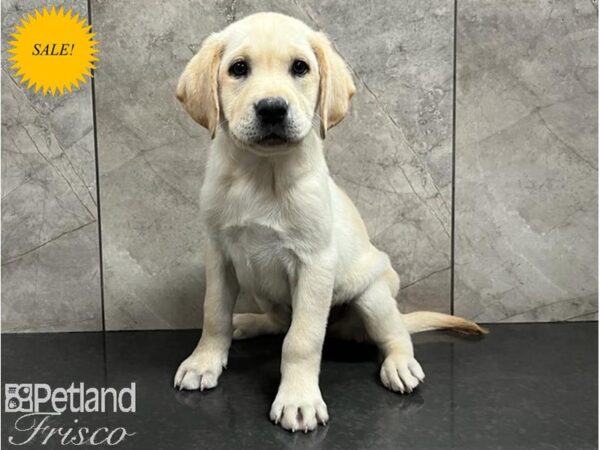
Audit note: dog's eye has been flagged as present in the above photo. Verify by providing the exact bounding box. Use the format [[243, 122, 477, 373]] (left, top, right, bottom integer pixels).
[[291, 59, 309, 76], [229, 60, 249, 78]]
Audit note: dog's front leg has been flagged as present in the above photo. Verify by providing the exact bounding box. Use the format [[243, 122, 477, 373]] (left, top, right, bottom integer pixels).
[[269, 258, 334, 432], [174, 239, 239, 391]]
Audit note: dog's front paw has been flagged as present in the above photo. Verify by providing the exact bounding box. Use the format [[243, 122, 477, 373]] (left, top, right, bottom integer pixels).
[[269, 384, 329, 433], [173, 350, 227, 391], [380, 353, 425, 394]]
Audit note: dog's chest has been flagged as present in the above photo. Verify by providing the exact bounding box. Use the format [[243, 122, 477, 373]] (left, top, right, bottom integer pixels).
[[222, 223, 295, 302], [207, 179, 305, 302]]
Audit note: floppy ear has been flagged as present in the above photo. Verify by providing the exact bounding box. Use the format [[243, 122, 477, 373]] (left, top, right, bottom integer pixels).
[[311, 32, 356, 139], [176, 33, 224, 139]]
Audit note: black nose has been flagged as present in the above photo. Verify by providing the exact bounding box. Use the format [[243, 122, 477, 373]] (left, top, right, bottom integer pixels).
[[255, 97, 288, 125]]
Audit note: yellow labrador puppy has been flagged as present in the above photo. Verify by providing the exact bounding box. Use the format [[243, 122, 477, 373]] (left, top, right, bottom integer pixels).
[[174, 12, 485, 432]]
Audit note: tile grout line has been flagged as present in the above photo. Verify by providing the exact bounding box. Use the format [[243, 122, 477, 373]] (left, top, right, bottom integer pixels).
[[87, 0, 106, 333], [87, 0, 109, 386], [450, 0, 458, 316]]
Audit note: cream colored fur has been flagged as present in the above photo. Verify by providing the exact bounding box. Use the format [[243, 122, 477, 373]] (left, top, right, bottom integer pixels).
[[173, 12, 485, 433]]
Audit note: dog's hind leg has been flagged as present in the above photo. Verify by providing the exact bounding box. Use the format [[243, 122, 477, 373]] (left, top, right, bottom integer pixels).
[[353, 277, 425, 394]]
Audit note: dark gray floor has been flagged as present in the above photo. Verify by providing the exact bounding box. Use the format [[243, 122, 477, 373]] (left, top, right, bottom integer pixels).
[[2, 323, 597, 449]]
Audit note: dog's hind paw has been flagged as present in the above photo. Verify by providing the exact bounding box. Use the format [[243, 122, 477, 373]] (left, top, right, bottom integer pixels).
[[380, 353, 425, 394], [232, 313, 286, 340]]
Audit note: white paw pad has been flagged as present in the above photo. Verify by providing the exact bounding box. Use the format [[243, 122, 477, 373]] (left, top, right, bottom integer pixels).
[[380, 354, 425, 394]]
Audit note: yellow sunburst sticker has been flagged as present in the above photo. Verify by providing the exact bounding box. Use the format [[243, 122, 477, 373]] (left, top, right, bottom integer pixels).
[[8, 6, 99, 96]]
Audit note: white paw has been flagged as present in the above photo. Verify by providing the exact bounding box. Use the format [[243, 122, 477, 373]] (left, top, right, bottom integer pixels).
[[269, 385, 329, 433], [380, 354, 425, 394], [173, 350, 228, 391]]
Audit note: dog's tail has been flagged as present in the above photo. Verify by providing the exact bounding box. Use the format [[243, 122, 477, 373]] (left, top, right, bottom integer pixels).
[[403, 311, 488, 335]]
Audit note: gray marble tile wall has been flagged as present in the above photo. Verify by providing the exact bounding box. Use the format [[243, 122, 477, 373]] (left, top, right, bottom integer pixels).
[[1, 0, 102, 332], [1, 1, 597, 332], [91, 0, 211, 330], [454, 0, 598, 322]]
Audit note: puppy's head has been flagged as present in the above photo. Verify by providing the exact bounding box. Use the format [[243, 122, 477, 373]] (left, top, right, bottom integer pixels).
[[176, 12, 355, 154]]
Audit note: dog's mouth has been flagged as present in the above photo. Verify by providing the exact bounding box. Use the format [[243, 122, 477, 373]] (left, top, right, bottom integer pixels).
[[255, 133, 289, 146], [228, 119, 308, 153]]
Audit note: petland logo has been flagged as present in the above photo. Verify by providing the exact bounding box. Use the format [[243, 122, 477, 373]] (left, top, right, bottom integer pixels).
[[4, 383, 137, 446]]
